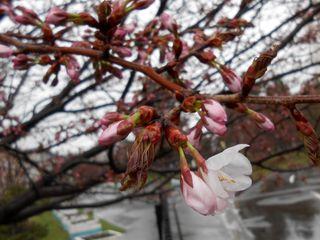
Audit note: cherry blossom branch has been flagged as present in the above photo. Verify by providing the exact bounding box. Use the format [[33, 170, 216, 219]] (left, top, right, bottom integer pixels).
[[0, 34, 187, 94]]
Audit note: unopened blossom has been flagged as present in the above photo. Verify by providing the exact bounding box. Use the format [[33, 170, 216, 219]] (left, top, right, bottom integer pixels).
[[112, 46, 132, 58], [203, 116, 227, 136], [0, 44, 13, 58], [114, 28, 128, 39], [45, 7, 69, 25], [187, 124, 202, 149], [13, 6, 40, 25], [98, 119, 133, 146], [100, 112, 125, 129], [160, 12, 174, 31], [13, 15, 33, 25], [65, 56, 80, 83], [181, 168, 217, 215], [219, 66, 242, 93], [203, 99, 227, 124], [256, 114, 275, 131], [249, 111, 275, 131], [12, 54, 32, 70]]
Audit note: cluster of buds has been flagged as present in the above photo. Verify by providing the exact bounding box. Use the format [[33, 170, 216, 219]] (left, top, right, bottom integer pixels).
[[44, 1, 154, 29], [182, 96, 228, 137], [98, 0, 154, 29], [290, 107, 320, 165], [46, 7, 98, 27], [98, 106, 158, 146], [98, 106, 160, 190], [160, 12, 176, 32], [166, 126, 252, 215], [0, 5, 54, 40], [11, 6, 42, 27]]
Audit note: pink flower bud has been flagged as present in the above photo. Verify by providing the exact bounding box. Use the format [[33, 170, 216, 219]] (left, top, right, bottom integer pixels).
[[100, 112, 125, 128], [114, 28, 128, 39], [0, 44, 13, 58], [45, 7, 69, 25], [0, 4, 11, 13], [203, 99, 227, 124], [20, 7, 38, 19], [13, 15, 32, 25], [204, 116, 227, 136], [219, 66, 242, 93], [181, 170, 217, 215], [98, 120, 133, 146], [160, 12, 174, 31], [65, 56, 80, 83], [255, 113, 275, 131], [187, 125, 202, 149], [112, 46, 132, 58], [12, 54, 31, 70]]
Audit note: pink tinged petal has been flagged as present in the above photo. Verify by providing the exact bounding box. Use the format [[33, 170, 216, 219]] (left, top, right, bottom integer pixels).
[[181, 172, 217, 215], [187, 127, 202, 149], [215, 198, 229, 213], [206, 144, 250, 171], [0, 44, 13, 58], [98, 121, 127, 146], [202, 169, 229, 199], [204, 117, 227, 136], [204, 100, 227, 124]]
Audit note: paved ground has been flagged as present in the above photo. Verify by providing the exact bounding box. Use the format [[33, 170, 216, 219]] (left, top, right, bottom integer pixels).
[[238, 169, 320, 240]]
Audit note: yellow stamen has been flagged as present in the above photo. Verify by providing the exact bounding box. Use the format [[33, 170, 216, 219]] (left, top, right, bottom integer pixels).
[[219, 175, 236, 183]]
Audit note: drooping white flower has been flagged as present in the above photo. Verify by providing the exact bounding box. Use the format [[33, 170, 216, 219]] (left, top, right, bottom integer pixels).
[[205, 144, 252, 193]]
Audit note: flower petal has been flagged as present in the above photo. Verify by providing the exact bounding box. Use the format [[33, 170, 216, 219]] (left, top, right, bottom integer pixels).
[[219, 171, 252, 192], [222, 153, 252, 176], [202, 170, 229, 199], [206, 144, 249, 170], [181, 172, 217, 215]]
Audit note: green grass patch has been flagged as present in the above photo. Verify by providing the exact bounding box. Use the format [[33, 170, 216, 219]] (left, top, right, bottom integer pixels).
[[31, 212, 69, 240]]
